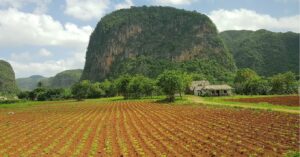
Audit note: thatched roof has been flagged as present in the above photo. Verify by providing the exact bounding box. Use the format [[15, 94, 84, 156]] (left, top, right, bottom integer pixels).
[[189, 81, 210, 90], [202, 84, 233, 90], [191, 80, 232, 91]]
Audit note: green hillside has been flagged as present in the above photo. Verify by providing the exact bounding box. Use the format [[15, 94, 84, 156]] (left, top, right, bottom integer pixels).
[[220, 30, 299, 76], [17, 69, 82, 91], [0, 60, 18, 95], [17, 75, 46, 91], [49, 69, 83, 88], [82, 6, 236, 83]]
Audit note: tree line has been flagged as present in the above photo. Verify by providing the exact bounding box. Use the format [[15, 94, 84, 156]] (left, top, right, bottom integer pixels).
[[17, 69, 298, 102], [18, 70, 191, 102], [234, 69, 298, 95]]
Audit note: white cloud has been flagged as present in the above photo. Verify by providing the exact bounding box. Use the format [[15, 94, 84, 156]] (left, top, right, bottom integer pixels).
[[115, 0, 134, 10], [274, 0, 300, 3], [64, 0, 110, 21], [0, 8, 93, 48], [155, 0, 195, 5], [10, 52, 31, 63], [37, 49, 52, 57], [9, 50, 85, 78], [0, 9, 92, 78], [0, 0, 51, 13], [208, 8, 300, 33], [10, 49, 52, 63]]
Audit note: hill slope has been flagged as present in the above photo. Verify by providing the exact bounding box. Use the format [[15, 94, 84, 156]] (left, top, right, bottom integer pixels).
[[17, 69, 83, 91], [220, 30, 299, 76], [17, 75, 46, 91], [82, 6, 236, 82], [0, 60, 18, 95], [40, 69, 83, 89]]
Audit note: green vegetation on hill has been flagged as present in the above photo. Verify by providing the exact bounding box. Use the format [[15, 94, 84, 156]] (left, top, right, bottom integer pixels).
[[82, 6, 236, 83], [220, 29, 299, 76], [0, 60, 18, 95], [109, 57, 235, 83], [48, 69, 83, 88], [17, 75, 46, 91], [17, 69, 82, 91]]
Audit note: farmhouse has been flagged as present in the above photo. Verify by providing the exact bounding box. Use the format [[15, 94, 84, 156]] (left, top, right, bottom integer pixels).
[[190, 81, 233, 96]]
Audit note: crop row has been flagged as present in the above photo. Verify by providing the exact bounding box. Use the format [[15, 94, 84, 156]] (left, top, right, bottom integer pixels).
[[0, 101, 299, 156]]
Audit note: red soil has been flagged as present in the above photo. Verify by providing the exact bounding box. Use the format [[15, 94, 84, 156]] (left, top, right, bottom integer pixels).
[[225, 96, 300, 107], [0, 101, 299, 156]]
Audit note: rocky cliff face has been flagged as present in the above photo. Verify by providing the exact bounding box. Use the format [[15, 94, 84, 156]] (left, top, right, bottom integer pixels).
[[0, 60, 18, 95], [82, 6, 236, 82]]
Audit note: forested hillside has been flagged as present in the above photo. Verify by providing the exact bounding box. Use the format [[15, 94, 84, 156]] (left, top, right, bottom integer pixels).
[[17, 69, 82, 91], [82, 6, 236, 83], [17, 75, 46, 91], [220, 30, 299, 76], [49, 69, 83, 88], [0, 60, 18, 95]]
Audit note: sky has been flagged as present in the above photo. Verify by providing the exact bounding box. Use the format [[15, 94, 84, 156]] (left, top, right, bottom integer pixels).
[[0, 0, 299, 78]]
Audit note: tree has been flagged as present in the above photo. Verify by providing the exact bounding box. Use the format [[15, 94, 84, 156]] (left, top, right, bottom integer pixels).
[[88, 82, 104, 98], [141, 77, 156, 98], [99, 79, 117, 97], [243, 78, 271, 95], [37, 81, 43, 88], [270, 71, 298, 94], [234, 68, 261, 95], [116, 75, 131, 99], [179, 72, 192, 98], [157, 70, 187, 102], [62, 88, 73, 99], [32, 88, 48, 101], [17, 91, 30, 100], [126, 75, 156, 99], [234, 68, 259, 84], [71, 80, 90, 101], [127, 75, 144, 98]]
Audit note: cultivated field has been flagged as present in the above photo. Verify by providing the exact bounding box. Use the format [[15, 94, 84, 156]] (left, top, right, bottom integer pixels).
[[0, 99, 299, 157], [225, 96, 299, 107]]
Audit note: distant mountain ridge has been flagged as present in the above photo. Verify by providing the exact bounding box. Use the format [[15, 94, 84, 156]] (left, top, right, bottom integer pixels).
[[17, 69, 83, 91], [220, 29, 299, 76], [17, 75, 46, 91]]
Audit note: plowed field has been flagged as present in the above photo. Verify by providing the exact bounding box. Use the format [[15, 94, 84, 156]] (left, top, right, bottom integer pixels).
[[0, 101, 299, 157], [225, 96, 300, 107]]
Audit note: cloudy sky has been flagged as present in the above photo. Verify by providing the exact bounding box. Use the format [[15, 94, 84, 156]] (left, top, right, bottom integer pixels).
[[0, 0, 299, 78]]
